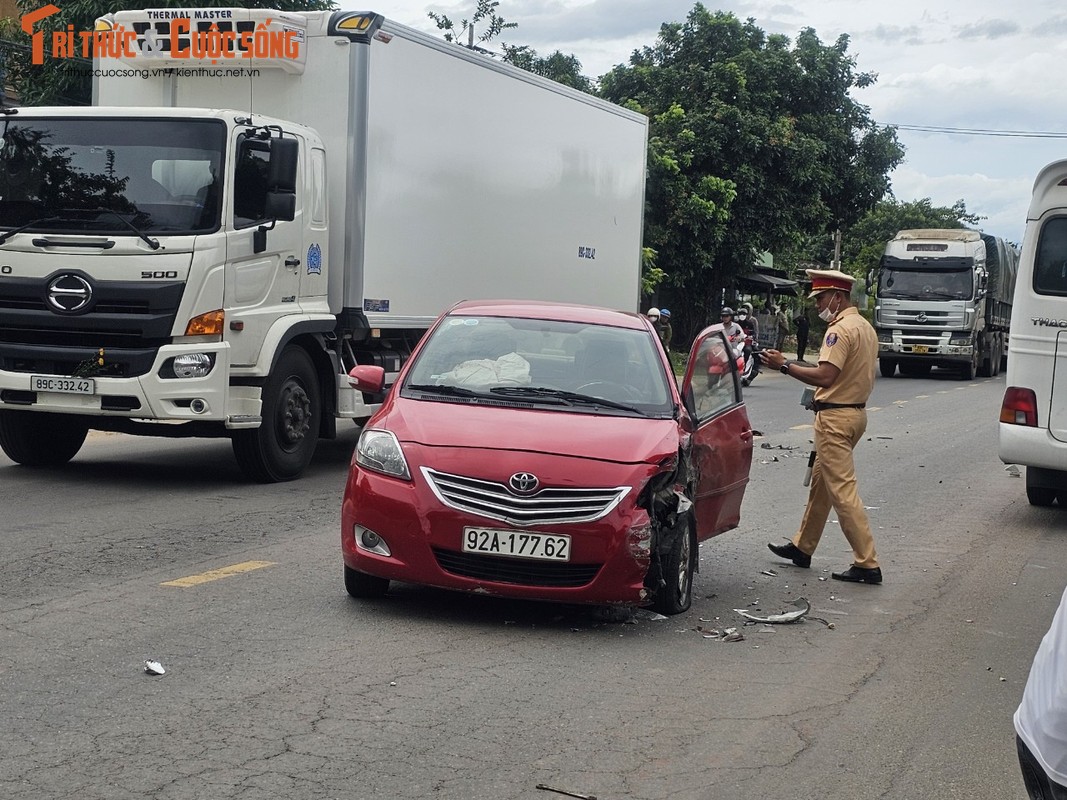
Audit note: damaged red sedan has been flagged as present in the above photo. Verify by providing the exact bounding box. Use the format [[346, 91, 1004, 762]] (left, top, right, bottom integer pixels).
[[341, 300, 753, 614]]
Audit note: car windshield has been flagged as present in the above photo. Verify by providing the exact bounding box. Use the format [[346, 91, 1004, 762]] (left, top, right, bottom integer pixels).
[[0, 117, 224, 235], [403, 315, 674, 416], [879, 267, 973, 300]]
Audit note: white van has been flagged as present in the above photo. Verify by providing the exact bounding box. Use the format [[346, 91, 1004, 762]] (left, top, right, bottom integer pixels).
[[999, 159, 1067, 505]]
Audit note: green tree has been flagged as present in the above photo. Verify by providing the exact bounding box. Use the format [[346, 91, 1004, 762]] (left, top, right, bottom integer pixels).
[[8, 0, 334, 107], [841, 197, 983, 278], [428, 0, 516, 55], [599, 4, 904, 344], [500, 44, 593, 93]]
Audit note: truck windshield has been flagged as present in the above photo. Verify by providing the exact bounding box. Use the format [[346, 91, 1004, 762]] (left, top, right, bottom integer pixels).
[[879, 268, 974, 300], [0, 117, 224, 235]]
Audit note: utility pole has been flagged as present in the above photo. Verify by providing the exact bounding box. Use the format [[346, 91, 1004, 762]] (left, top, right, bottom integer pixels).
[[832, 228, 842, 270]]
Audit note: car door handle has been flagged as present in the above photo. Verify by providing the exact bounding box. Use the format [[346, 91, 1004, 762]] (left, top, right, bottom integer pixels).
[[285, 256, 301, 269]]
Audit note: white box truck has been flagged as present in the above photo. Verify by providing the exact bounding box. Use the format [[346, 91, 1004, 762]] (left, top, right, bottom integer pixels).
[[999, 159, 1067, 506], [872, 228, 1017, 380], [0, 9, 648, 481]]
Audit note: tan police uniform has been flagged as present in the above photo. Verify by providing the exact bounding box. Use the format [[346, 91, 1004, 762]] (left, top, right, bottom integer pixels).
[[792, 304, 880, 568]]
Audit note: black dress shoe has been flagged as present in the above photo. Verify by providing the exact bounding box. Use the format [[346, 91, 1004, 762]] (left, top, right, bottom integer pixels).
[[767, 541, 811, 568], [831, 565, 882, 584]]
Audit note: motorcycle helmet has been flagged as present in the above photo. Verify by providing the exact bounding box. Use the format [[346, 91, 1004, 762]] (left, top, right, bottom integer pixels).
[[647, 307, 661, 319], [736, 309, 749, 320], [720, 307, 735, 317], [659, 308, 671, 320]]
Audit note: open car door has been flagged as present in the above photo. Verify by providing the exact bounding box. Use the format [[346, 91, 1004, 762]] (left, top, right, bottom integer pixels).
[[680, 326, 754, 539]]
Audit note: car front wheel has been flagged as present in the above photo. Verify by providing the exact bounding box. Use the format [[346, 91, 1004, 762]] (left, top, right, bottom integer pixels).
[[651, 514, 696, 615], [344, 565, 389, 598]]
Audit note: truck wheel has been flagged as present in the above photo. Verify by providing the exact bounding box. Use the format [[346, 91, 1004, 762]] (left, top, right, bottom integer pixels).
[[978, 348, 993, 378], [344, 565, 389, 598], [232, 346, 321, 483], [992, 335, 1003, 376], [0, 410, 88, 466], [879, 359, 897, 378], [650, 514, 696, 615], [960, 349, 978, 381]]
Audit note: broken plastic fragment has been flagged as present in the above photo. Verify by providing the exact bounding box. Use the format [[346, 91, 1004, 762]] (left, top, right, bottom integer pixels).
[[1005, 464, 1021, 478], [143, 660, 165, 676], [733, 597, 810, 624], [721, 628, 744, 642]]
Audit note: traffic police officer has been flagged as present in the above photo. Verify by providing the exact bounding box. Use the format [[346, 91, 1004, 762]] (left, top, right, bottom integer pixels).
[[758, 268, 882, 584]]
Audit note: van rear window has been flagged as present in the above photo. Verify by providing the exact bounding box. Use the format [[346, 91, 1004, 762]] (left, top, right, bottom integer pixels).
[[1035, 217, 1067, 296]]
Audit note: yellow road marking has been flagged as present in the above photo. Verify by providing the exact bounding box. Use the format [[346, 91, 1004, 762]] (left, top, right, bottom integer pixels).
[[162, 560, 275, 588], [867, 406, 882, 412]]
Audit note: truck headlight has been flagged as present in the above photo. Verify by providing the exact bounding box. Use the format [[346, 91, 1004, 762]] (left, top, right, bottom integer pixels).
[[159, 352, 216, 379], [877, 331, 893, 343], [356, 429, 411, 480]]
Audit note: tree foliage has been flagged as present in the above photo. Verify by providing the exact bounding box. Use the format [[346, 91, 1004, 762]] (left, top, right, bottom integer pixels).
[[428, 0, 516, 55], [841, 197, 983, 277], [500, 44, 593, 93], [599, 4, 904, 343], [8, 0, 333, 107]]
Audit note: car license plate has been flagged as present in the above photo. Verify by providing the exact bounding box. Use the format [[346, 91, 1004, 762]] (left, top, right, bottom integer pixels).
[[30, 375, 95, 395], [462, 527, 571, 561], [911, 345, 929, 354]]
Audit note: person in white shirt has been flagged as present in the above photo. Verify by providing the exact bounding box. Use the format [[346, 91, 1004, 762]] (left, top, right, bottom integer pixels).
[[1015, 583, 1067, 799]]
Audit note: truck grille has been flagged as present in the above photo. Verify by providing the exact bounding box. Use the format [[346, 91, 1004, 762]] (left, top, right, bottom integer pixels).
[[432, 548, 601, 587], [421, 467, 629, 526], [0, 277, 184, 377]]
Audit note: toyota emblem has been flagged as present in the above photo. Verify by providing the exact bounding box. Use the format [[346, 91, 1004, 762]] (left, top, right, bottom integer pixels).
[[508, 472, 539, 495], [46, 273, 93, 314]]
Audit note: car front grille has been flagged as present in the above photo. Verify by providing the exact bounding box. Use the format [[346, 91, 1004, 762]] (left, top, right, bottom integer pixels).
[[421, 467, 629, 527], [432, 548, 601, 587]]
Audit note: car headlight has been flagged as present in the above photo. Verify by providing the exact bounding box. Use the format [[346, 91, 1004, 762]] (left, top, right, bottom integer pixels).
[[355, 429, 411, 480]]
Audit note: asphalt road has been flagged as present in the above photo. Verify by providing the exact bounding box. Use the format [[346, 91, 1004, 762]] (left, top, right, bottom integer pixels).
[[1, 365, 1064, 800]]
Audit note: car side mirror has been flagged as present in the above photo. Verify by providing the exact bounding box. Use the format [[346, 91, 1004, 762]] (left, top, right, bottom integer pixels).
[[348, 364, 386, 394]]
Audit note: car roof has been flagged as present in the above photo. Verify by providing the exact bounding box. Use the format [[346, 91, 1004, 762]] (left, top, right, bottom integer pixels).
[[447, 299, 648, 330]]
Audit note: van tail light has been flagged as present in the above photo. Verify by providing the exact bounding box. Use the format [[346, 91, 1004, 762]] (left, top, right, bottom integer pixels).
[[1000, 387, 1038, 427]]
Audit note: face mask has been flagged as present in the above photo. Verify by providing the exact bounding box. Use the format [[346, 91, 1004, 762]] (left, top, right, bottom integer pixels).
[[817, 295, 838, 322]]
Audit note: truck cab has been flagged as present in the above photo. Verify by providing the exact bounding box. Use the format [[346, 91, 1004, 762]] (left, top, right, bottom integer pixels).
[[872, 229, 1016, 380]]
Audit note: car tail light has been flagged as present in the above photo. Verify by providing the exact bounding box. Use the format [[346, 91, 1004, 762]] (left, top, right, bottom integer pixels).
[[1000, 387, 1038, 427]]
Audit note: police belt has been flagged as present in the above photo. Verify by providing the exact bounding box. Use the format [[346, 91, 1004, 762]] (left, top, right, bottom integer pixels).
[[812, 401, 865, 413]]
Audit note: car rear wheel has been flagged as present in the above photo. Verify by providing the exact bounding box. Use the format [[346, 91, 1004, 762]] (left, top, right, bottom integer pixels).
[[1026, 470, 1058, 507], [651, 515, 695, 615], [344, 565, 389, 598]]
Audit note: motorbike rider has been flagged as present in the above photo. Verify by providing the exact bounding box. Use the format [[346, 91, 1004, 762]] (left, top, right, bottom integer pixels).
[[656, 308, 673, 349], [736, 306, 761, 380]]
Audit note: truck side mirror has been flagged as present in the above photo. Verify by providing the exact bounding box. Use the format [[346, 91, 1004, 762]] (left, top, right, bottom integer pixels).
[[264, 190, 296, 222], [268, 137, 298, 193], [866, 269, 875, 295]]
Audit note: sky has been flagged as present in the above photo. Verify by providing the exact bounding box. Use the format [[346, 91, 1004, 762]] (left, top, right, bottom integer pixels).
[[343, 0, 1067, 246]]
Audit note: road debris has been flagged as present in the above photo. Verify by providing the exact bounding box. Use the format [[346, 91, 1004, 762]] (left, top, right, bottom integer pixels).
[[695, 625, 745, 642], [143, 660, 166, 676], [1005, 464, 1021, 478], [733, 597, 810, 624], [761, 569, 778, 577], [536, 783, 598, 799]]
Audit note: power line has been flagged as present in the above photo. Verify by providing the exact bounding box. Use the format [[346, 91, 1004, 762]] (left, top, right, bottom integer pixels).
[[888, 123, 1067, 139]]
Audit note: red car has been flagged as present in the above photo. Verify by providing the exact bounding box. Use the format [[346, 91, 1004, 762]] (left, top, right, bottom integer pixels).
[[341, 300, 753, 614]]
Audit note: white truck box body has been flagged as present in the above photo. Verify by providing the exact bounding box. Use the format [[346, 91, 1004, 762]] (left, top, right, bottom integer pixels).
[[95, 10, 647, 323]]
